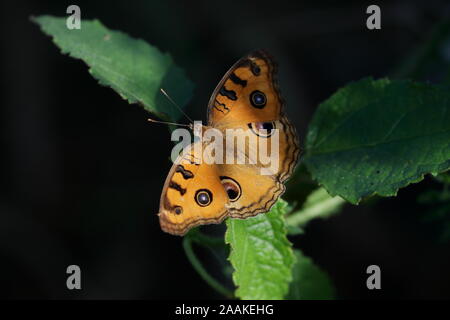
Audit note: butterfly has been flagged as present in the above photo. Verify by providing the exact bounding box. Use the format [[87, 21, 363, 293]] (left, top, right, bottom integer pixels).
[[158, 50, 300, 236]]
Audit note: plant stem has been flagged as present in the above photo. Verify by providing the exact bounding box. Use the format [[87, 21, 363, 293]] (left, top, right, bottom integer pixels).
[[183, 236, 233, 298], [286, 195, 345, 227]]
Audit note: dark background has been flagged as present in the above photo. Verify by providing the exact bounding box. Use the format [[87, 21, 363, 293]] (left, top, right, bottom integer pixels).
[[1, 0, 450, 299]]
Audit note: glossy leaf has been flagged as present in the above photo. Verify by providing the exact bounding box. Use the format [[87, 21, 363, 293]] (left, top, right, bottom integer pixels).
[[304, 78, 450, 204], [225, 199, 294, 300]]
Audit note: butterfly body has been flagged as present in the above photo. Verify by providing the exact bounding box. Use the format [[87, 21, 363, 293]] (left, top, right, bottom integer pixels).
[[158, 51, 300, 236]]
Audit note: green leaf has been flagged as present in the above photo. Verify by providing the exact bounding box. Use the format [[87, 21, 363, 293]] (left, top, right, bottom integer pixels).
[[304, 78, 450, 204], [287, 250, 335, 300], [225, 199, 295, 300], [286, 187, 346, 228], [32, 15, 193, 121]]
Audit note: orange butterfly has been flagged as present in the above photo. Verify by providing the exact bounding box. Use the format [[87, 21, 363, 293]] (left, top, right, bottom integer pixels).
[[158, 50, 299, 235]]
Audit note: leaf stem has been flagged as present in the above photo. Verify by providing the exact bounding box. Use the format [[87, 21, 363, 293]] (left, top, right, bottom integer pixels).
[[286, 195, 345, 227], [182, 236, 233, 298]]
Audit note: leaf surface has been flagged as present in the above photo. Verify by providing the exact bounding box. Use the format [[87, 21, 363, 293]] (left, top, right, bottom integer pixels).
[[287, 250, 335, 300], [225, 199, 294, 300], [304, 78, 450, 203]]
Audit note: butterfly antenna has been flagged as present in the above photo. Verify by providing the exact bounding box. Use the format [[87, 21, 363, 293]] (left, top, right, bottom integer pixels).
[[147, 117, 193, 130], [160, 88, 194, 124]]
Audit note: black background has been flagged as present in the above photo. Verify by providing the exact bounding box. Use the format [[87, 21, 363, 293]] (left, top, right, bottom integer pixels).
[[1, 0, 450, 299]]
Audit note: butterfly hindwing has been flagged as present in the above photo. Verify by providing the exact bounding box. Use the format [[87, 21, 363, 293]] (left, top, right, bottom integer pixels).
[[215, 116, 299, 219]]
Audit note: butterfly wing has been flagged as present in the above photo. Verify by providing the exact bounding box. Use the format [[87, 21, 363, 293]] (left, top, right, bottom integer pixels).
[[158, 141, 229, 236], [207, 50, 283, 126], [207, 50, 300, 218], [217, 162, 285, 219]]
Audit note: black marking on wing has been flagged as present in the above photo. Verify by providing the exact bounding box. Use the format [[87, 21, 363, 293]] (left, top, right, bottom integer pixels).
[[169, 181, 186, 195], [236, 58, 261, 76], [219, 86, 237, 101], [176, 165, 194, 179], [229, 72, 247, 87], [213, 99, 230, 114], [213, 105, 225, 114], [249, 60, 261, 75], [182, 153, 201, 165]]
